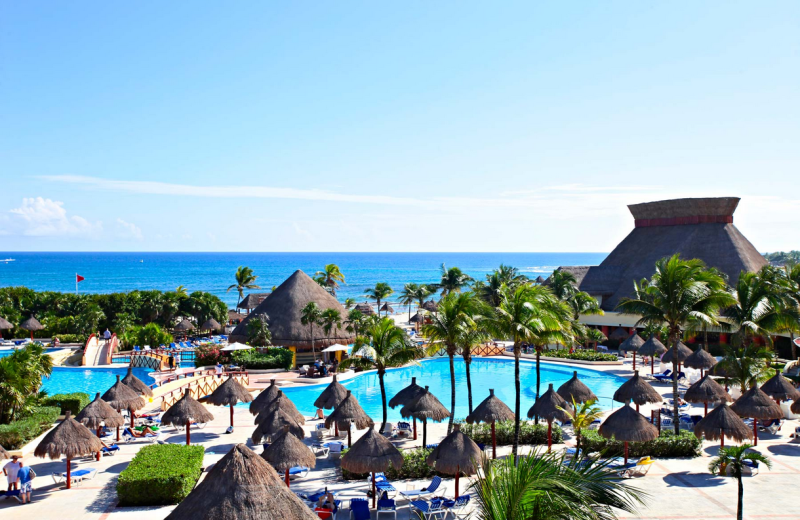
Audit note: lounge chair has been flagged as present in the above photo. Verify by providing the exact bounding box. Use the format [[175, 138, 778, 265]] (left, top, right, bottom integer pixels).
[[349, 498, 371, 520], [444, 494, 471, 519], [587, 419, 602, 430], [52, 467, 97, 486], [759, 418, 784, 434], [0, 489, 22, 503], [101, 444, 120, 456], [311, 444, 329, 458], [399, 475, 442, 500], [617, 457, 654, 478], [288, 466, 309, 479], [396, 422, 412, 437], [381, 423, 396, 437], [122, 427, 160, 443], [410, 498, 447, 519], [370, 473, 398, 497], [377, 495, 397, 519], [652, 370, 673, 382], [326, 441, 344, 459]]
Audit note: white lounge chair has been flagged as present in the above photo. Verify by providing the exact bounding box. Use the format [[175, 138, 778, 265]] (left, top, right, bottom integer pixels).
[[52, 467, 97, 486]]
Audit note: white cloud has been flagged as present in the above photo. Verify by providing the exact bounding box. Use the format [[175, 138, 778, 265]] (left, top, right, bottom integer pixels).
[[8, 197, 102, 238], [116, 218, 143, 241]]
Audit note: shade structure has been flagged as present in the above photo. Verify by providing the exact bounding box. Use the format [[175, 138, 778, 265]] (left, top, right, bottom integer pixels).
[[254, 390, 305, 425], [0, 316, 12, 330], [102, 375, 146, 440], [791, 398, 800, 415], [426, 424, 482, 499], [174, 319, 195, 331], [325, 390, 374, 447], [619, 333, 645, 370], [693, 403, 753, 448], [389, 376, 426, 441], [684, 374, 732, 416], [639, 335, 668, 375], [466, 389, 514, 459], [202, 376, 253, 430], [759, 369, 800, 403], [221, 342, 252, 352], [313, 375, 348, 410], [409, 312, 424, 324], [34, 411, 102, 489], [261, 426, 316, 487], [661, 341, 693, 365], [252, 408, 306, 445], [165, 444, 317, 520], [730, 385, 783, 446], [341, 427, 404, 508], [75, 392, 125, 434], [0, 445, 8, 460], [20, 315, 43, 340], [200, 318, 222, 332], [237, 293, 270, 310], [527, 384, 571, 451], [400, 386, 450, 447], [612, 370, 662, 412], [355, 302, 375, 316], [683, 348, 717, 374], [250, 379, 281, 415], [535, 276, 546, 284], [121, 366, 154, 397], [321, 343, 350, 353], [609, 326, 630, 342], [422, 300, 439, 312], [598, 402, 659, 465], [161, 388, 215, 445], [557, 371, 598, 404], [380, 302, 395, 314]]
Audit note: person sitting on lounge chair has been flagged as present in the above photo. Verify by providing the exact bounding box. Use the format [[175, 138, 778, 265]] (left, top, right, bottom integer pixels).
[[314, 408, 325, 420], [127, 425, 158, 437], [317, 490, 335, 509]]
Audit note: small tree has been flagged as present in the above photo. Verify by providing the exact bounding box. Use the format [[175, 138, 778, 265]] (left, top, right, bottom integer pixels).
[[709, 444, 771, 520], [300, 302, 323, 360], [247, 315, 272, 347], [557, 398, 602, 454]]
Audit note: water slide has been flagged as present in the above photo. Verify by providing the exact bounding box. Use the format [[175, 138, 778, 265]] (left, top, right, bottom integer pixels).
[[82, 334, 117, 366]]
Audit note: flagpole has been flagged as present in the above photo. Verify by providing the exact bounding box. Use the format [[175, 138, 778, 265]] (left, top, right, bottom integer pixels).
[[76, 273, 78, 294]]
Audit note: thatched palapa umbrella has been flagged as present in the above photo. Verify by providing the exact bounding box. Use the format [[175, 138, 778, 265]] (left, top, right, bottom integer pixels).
[[730, 385, 783, 446], [400, 386, 450, 447], [389, 376, 425, 440], [760, 369, 800, 405], [165, 444, 317, 520], [422, 300, 439, 312], [262, 425, 316, 487], [527, 384, 571, 451], [121, 366, 154, 397], [34, 412, 102, 489], [20, 316, 43, 341], [693, 403, 752, 448], [619, 333, 645, 370], [613, 370, 662, 413], [427, 424, 482, 499], [791, 398, 800, 415], [200, 318, 222, 337], [638, 335, 668, 375], [466, 389, 514, 459], [250, 379, 281, 415], [557, 371, 598, 404], [255, 390, 305, 426], [683, 348, 717, 377], [174, 318, 194, 341], [161, 388, 215, 445], [684, 374, 732, 416], [0, 444, 9, 460], [355, 302, 375, 316], [661, 341, 693, 372], [598, 402, 658, 465], [76, 392, 125, 459], [202, 376, 253, 430], [325, 390, 373, 447], [341, 427, 404, 508], [0, 316, 12, 340], [409, 312, 424, 324], [102, 375, 145, 440], [314, 375, 348, 436], [535, 276, 546, 284], [609, 325, 630, 342], [252, 408, 306, 445], [380, 302, 394, 315]]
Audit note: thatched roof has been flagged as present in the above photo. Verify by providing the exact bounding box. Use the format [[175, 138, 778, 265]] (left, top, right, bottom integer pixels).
[[558, 198, 767, 310], [426, 424, 482, 475], [325, 391, 374, 430], [557, 371, 598, 404], [161, 388, 215, 427], [75, 393, 126, 430], [202, 376, 254, 407], [261, 426, 316, 472], [341, 427, 404, 474], [400, 386, 450, 422], [466, 389, 514, 424], [34, 412, 103, 460], [165, 444, 317, 520], [527, 384, 571, 422], [693, 403, 753, 443], [388, 376, 425, 409], [313, 375, 348, 410], [619, 333, 645, 353], [613, 371, 662, 406], [254, 390, 304, 425], [200, 318, 222, 332], [174, 319, 195, 331], [598, 403, 659, 442], [661, 342, 693, 364], [0, 445, 9, 460], [122, 366, 154, 397], [252, 408, 306, 445], [422, 300, 439, 312], [0, 317, 12, 330], [101, 375, 146, 411], [608, 326, 630, 342], [355, 302, 375, 316], [237, 293, 270, 310], [228, 310, 247, 322], [638, 335, 667, 358], [229, 270, 355, 347], [683, 348, 717, 370], [791, 398, 800, 415], [760, 369, 800, 402], [684, 375, 732, 405], [380, 303, 395, 313], [409, 312, 425, 324], [535, 276, 546, 284], [730, 386, 784, 420], [20, 316, 43, 331], [250, 379, 281, 415]]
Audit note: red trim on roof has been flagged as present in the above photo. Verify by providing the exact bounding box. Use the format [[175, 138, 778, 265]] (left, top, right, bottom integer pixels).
[[634, 215, 733, 227]]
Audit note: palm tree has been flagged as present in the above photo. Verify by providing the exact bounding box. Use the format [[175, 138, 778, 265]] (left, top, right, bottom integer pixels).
[[300, 302, 323, 360], [339, 318, 421, 433], [345, 309, 366, 338], [781, 263, 800, 359], [617, 254, 735, 433], [314, 264, 345, 296], [227, 266, 260, 308], [717, 344, 774, 393], [0, 343, 54, 423], [247, 315, 272, 347], [557, 398, 602, 454], [343, 298, 356, 310], [175, 285, 188, 297], [475, 265, 528, 306], [723, 270, 797, 348], [398, 283, 419, 320], [709, 444, 771, 520], [439, 264, 474, 296], [548, 269, 578, 300], [412, 284, 434, 311], [364, 283, 394, 317], [320, 308, 342, 338], [458, 322, 490, 415], [566, 291, 603, 321]]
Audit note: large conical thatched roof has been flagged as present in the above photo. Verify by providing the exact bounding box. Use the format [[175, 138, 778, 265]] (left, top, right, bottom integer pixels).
[[75, 393, 126, 430], [165, 444, 317, 520], [683, 348, 717, 370], [254, 391, 304, 425], [661, 342, 693, 364], [341, 427, 403, 475], [122, 366, 154, 397], [200, 318, 222, 332], [760, 369, 800, 402], [252, 408, 306, 445], [161, 389, 214, 427], [619, 333, 645, 353], [202, 376, 253, 407], [609, 326, 630, 342], [613, 371, 662, 406], [730, 386, 784, 420], [229, 270, 355, 347], [250, 379, 281, 415], [693, 403, 753, 443], [0, 317, 12, 330], [237, 293, 270, 310], [388, 376, 425, 409], [261, 426, 316, 472], [638, 335, 667, 358], [20, 316, 43, 331], [684, 375, 732, 405], [34, 412, 103, 460], [557, 371, 598, 404], [313, 375, 348, 410], [325, 391, 374, 430], [599, 403, 659, 442], [400, 386, 450, 422], [466, 389, 514, 424], [426, 424, 482, 475], [101, 375, 146, 411], [527, 384, 571, 422], [174, 319, 195, 331]]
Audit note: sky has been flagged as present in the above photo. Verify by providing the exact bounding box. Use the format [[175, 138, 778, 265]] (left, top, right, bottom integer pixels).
[[1, 2, 799, 253]]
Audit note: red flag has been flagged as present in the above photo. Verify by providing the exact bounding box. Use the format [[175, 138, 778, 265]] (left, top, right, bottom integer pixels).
[[76, 274, 85, 283]]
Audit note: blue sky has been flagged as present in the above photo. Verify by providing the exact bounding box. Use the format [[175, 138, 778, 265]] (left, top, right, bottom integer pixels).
[[1, 2, 798, 252]]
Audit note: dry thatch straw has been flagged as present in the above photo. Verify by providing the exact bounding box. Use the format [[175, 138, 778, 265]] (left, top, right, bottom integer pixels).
[[313, 375, 348, 410], [693, 403, 753, 445], [34, 411, 102, 460], [661, 341, 693, 364], [237, 293, 270, 310], [203, 376, 254, 407], [791, 398, 800, 415], [535, 276, 546, 284], [684, 375, 732, 406], [730, 386, 784, 420], [20, 316, 44, 331], [400, 387, 450, 422], [409, 313, 424, 324], [759, 369, 800, 402], [0, 444, 9, 460], [557, 371, 598, 404], [200, 318, 222, 332], [0, 317, 12, 330], [174, 319, 195, 331], [252, 408, 306, 445], [389, 377, 425, 409], [527, 384, 571, 422], [161, 388, 215, 427], [122, 366, 154, 397], [165, 444, 317, 520], [613, 370, 662, 406], [638, 335, 667, 358], [608, 326, 630, 342], [380, 303, 395, 314], [426, 424, 482, 476], [341, 426, 404, 474], [466, 389, 514, 424], [683, 348, 717, 371], [255, 390, 305, 425], [250, 379, 281, 415], [75, 393, 125, 431], [619, 333, 645, 353], [101, 375, 146, 411], [422, 300, 439, 312], [598, 403, 659, 443], [261, 426, 316, 472], [325, 390, 374, 430], [355, 302, 375, 316]]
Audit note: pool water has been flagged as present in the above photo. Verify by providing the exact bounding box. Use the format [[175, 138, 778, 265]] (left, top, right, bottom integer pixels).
[[0, 348, 66, 358], [267, 357, 627, 421], [41, 366, 156, 397]]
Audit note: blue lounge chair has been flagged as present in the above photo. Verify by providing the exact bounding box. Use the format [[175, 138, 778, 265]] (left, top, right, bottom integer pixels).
[[400, 475, 442, 500], [377, 496, 397, 519], [288, 466, 309, 479], [397, 422, 412, 437], [410, 498, 446, 519], [349, 498, 370, 520], [371, 473, 397, 497], [101, 444, 120, 456], [52, 468, 97, 485], [133, 346, 141, 351], [122, 427, 160, 443], [0, 489, 21, 502], [652, 370, 672, 382], [445, 494, 471, 519]]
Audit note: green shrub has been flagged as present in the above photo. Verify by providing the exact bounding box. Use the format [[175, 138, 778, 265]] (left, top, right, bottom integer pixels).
[[51, 334, 87, 344], [194, 344, 226, 367], [580, 429, 701, 458], [117, 444, 204, 506], [119, 323, 173, 350], [457, 420, 563, 446], [342, 447, 439, 480], [0, 406, 60, 449], [42, 392, 91, 416], [544, 349, 619, 362], [230, 348, 293, 370]]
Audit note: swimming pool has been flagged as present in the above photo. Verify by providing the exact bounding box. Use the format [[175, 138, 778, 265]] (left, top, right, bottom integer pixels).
[[0, 348, 66, 358], [269, 357, 627, 421], [41, 366, 156, 397]]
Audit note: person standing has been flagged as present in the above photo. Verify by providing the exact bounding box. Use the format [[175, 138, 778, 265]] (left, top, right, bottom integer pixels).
[[215, 361, 223, 378], [103, 328, 112, 345], [3, 455, 21, 492], [15, 459, 35, 504], [168, 352, 175, 371]]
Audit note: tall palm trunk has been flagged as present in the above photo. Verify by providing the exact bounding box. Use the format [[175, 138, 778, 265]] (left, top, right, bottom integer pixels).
[[465, 356, 474, 415], [513, 342, 521, 461], [448, 351, 456, 434], [791, 331, 797, 360], [737, 474, 744, 520], [310, 323, 316, 360], [379, 369, 388, 434], [534, 346, 542, 424], [670, 328, 680, 434]]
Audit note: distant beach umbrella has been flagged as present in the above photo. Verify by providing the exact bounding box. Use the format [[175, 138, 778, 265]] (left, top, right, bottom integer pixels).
[[527, 384, 571, 451], [389, 376, 426, 440], [325, 390, 374, 447], [200, 318, 222, 334], [237, 293, 270, 312], [693, 402, 753, 448], [661, 342, 693, 369], [165, 444, 317, 520], [121, 366, 154, 397], [252, 407, 306, 445], [174, 319, 195, 331], [557, 371, 598, 404], [684, 374, 732, 416], [0, 445, 8, 460], [400, 386, 450, 447], [409, 312, 425, 324], [619, 333, 645, 370], [608, 325, 630, 342], [426, 424, 482, 499], [422, 300, 439, 312], [0, 317, 11, 340], [730, 385, 783, 446], [638, 335, 668, 375], [613, 370, 662, 412], [759, 369, 800, 404], [102, 375, 146, 440], [598, 402, 659, 465], [254, 390, 305, 425], [791, 398, 800, 415], [261, 425, 315, 488], [20, 316, 43, 340], [250, 379, 281, 415], [341, 427, 404, 508], [535, 276, 546, 284], [34, 412, 102, 489], [466, 389, 514, 459], [355, 302, 375, 316], [201, 376, 253, 430], [161, 388, 215, 445], [380, 302, 395, 314], [683, 348, 717, 376]]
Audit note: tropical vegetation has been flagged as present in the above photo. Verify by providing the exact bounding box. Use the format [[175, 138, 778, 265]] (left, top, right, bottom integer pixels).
[[117, 443, 205, 506], [314, 264, 345, 296], [226, 266, 260, 308], [580, 429, 702, 458], [709, 444, 772, 520], [364, 282, 394, 316], [0, 343, 54, 423], [299, 301, 324, 359]]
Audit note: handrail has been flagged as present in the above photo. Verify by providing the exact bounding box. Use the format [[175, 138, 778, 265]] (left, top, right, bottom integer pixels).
[[80, 333, 97, 366], [158, 371, 250, 410]]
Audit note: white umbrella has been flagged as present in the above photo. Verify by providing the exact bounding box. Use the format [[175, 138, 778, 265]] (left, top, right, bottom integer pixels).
[[221, 342, 253, 352], [321, 343, 350, 353]]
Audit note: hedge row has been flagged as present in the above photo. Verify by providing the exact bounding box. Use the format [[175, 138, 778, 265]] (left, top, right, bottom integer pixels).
[[117, 444, 205, 506], [342, 447, 440, 480], [42, 392, 91, 416], [456, 420, 563, 446], [580, 429, 702, 458], [0, 406, 61, 449], [544, 349, 619, 362], [230, 348, 294, 370]]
